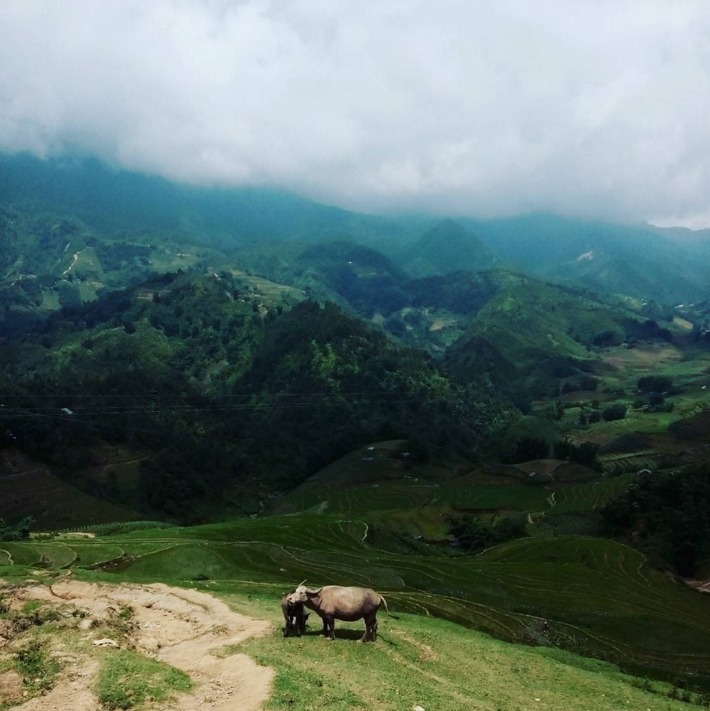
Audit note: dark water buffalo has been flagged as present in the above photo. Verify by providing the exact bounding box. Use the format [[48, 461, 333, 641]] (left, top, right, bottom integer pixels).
[[286, 584, 390, 641], [281, 592, 309, 637]]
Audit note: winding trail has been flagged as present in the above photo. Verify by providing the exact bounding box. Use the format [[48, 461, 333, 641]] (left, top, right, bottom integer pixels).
[[7, 580, 274, 710], [61, 249, 85, 276]]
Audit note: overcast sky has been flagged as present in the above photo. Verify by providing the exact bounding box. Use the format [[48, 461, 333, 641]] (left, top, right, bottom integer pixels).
[[1, 1, 710, 226]]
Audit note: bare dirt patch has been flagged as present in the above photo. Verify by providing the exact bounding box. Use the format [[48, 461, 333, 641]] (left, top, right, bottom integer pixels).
[[686, 579, 710, 594], [0, 579, 274, 710], [600, 343, 682, 371]]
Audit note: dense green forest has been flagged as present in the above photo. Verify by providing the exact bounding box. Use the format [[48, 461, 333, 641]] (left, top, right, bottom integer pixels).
[[1, 269, 513, 522], [601, 464, 710, 576]]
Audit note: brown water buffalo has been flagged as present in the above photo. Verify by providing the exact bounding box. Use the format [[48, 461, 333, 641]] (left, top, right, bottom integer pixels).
[[286, 584, 390, 641], [281, 592, 309, 637]]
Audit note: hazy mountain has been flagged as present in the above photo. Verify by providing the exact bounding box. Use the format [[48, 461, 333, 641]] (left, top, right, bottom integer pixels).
[[4, 151, 710, 307], [0, 152, 420, 249], [400, 219, 498, 277], [462, 213, 710, 303]]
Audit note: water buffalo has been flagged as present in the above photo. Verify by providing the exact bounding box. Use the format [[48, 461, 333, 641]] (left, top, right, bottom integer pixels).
[[286, 584, 390, 641], [281, 592, 309, 637]]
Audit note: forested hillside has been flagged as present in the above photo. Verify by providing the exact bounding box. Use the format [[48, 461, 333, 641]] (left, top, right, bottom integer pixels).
[[1, 152, 709, 581], [1, 271, 514, 524], [445, 273, 675, 401]]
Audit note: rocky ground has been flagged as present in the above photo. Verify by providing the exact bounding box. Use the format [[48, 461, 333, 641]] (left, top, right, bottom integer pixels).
[[0, 578, 273, 710]]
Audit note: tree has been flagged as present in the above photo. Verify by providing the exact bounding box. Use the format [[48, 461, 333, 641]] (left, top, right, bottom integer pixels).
[[0, 516, 35, 541], [601, 463, 710, 576], [449, 514, 528, 553], [602, 404, 627, 421]]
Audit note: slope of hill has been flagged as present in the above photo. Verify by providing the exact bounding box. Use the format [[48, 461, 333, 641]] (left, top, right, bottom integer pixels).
[[0, 152, 419, 249], [463, 213, 710, 303], [0, 574, 699, 711], [444, 273, 675, 399], [399, 218, 498, 276], [3, 515, 710, 692], [0, 275, 515, 525], [233, 240, 411, 317]]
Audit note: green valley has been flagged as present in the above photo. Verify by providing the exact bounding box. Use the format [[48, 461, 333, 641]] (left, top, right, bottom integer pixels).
[[3, 153, 710, 709]]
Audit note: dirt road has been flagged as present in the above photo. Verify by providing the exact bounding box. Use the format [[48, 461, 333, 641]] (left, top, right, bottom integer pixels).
[[0, 579, 274, 710]]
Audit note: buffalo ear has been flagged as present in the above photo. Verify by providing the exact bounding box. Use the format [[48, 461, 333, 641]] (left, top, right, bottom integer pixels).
[[306, 587, 322, 596]]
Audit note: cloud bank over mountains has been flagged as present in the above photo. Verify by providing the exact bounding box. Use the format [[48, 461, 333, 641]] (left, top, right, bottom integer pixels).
[[1, 0, 710, 225]]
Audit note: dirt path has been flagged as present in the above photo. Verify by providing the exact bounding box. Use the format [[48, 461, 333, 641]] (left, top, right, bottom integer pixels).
[[1, 579, 274, 710], [687, 579, 710, 594]]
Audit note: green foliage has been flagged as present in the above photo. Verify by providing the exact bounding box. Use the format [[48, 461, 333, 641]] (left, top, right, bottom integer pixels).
[[2, 280, 514, 521], [96, 649, 192, 709], [602, 404, 627, 422], [0, 516, 35, 541], [402, 219, 496, 277], [448, 513, 528, 553], [443, 274, 667, 400], [14, 640, 59, 693], [294, 241, 409, 317], [501, 435, 550, 464], [601, 464, 710, 575], [637, 375, 673, 393], [404, 269, 500, 314]]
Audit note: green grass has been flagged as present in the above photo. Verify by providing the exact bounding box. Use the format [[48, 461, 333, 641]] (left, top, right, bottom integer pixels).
[[68, 543, 126, 567], [278, 468, 626, 521], [95, 649, 192, 709], [10, 514, 701, 688], [550, 474, 634, 513], [13, 639, 60, 694], [225, 591, 697, 711]]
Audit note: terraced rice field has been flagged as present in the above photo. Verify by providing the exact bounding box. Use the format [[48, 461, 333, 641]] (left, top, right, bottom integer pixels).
[[3, 515, 710, 687], [279, 468, 633, 524], [550, 474, 634, 513]]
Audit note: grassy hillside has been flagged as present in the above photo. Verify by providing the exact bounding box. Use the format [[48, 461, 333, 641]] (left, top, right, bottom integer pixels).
[[3, 514, 710, 691], [445, 273, 675, 399], [0, 570, 700, 711], [238, 595, 699, 711], [400, 219, 498, 277]]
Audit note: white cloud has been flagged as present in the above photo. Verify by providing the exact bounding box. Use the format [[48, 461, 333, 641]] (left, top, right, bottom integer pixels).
[[1, 0, 710, 224]]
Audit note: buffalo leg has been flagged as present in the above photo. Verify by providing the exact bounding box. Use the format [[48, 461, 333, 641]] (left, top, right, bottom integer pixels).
[[361, 613, 377, 642], [322, 616, 335, 639], [299, 612, 309, 635]]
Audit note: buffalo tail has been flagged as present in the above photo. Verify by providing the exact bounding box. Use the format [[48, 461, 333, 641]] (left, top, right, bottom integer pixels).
[[379, 594, 400, 620]]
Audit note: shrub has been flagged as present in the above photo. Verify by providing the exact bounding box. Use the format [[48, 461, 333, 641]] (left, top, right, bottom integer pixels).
[[602, 404, 627, 422], [0, 516, 34, 541], [448, 514, 528, 553], [637, 375, 672, 393], [14, 640, 59, 692]]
